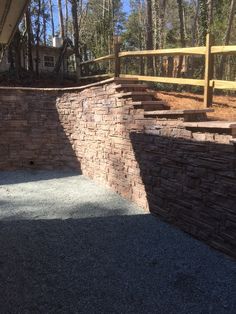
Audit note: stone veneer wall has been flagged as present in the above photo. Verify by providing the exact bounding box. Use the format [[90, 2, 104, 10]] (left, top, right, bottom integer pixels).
[[0, 82, 235, 257]]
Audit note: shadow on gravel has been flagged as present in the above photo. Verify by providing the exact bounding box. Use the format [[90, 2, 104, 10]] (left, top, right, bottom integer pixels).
[[0, 214, 235, 314], [0, 202, 132, 220]]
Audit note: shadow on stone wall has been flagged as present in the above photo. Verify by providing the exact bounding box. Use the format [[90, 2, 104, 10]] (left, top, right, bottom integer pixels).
[[130, 132, 236, 258], [0, 91, 81, 172]]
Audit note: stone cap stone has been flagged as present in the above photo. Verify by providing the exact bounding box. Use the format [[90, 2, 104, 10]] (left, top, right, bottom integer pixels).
[[144, 109, 214, 116], [183, 121, 236, 129], [0, 77, 119, 92]]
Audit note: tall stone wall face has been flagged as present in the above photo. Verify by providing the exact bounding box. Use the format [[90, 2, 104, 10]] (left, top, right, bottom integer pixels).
[[58, 83, 149, 208], [0, 90, 80, 170], [0, 83, 235, 257]]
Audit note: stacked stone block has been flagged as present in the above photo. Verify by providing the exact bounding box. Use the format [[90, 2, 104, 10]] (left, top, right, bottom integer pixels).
[[0, 81, 235, 257]]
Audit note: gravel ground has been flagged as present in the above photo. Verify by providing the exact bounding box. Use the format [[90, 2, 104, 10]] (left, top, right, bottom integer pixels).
[[0, 171, 235, 314]]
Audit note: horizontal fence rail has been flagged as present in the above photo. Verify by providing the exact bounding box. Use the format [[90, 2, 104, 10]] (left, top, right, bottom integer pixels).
[[80, 34, 236, 107], [80, 54, 115, 66], [119, 47, 206, 57], [119, 74, 205, 87]]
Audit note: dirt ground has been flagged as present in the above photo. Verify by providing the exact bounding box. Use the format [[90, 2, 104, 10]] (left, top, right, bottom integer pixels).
[[155, 91, 236, 121]]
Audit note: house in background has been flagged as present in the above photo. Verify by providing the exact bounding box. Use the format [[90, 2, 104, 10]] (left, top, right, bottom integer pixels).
[[0, 37, 76, 76], [0, 1, 75, 77]]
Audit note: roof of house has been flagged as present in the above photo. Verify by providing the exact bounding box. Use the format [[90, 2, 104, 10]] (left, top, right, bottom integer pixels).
[[32, 45, 74, 56], [0, 0, 29, 45]]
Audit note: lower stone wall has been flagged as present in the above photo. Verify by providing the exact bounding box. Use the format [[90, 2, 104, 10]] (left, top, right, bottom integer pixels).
[[0, 89, 80, 170], [0, 83, 235, 257], [130, 132, 236, 256]]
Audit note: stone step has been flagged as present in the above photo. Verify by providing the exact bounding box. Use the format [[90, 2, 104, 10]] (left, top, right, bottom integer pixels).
[[112, 77, 139, 84], [132, 100, 170, 111], [115, 83, 149, 91], [144, 109, 214, 122], [184, 121, 236, 136], [116, 91, 156, 101]]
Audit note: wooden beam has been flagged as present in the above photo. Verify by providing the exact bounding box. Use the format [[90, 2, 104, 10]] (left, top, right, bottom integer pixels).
[[119, 47, 206, 58], [203, 34, 214, 108], [80, 73, 114, 80], [120, 74, 204, 86], [114, 41, 121, 77], [80, 54, 115, 66], [211, 45, 236, 54], [210, 80, 236, 90]]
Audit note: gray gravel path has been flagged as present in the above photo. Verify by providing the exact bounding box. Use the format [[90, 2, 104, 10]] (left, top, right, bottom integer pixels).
[[0, 171, 235, 314]]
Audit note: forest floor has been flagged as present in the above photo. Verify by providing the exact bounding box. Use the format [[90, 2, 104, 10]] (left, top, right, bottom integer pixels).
[[156, 91, 236, 121]]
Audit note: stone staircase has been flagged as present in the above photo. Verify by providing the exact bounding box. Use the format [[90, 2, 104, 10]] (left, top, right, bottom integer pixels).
[[113, 77, 236, 142], [113, 78, 170, 111]]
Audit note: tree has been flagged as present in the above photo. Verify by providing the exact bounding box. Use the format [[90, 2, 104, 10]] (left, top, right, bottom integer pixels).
[[25, 6, 34, 72], [198, 0, 208, 45], [207, 0, 214, 31], [65, 0, 69, 38], [34, 0, 42, 76], [71, 0, 81, 81], [177, 0, 186, 77], [49, 0, 55, 38], [146, 0, 153, 73], [57, 0, 66, 75], [218, 0, 236, 78], [42, 0, 47, 45], [58, 0, 65, 39]]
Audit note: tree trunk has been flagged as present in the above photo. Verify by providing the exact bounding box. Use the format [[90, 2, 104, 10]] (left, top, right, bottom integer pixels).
[[152, 0, 166, 75], [13, 29, 22, 79], [25, 6, 34, 72], [58, 0, 65, 39], [192, 0, 199, 46], [146, 0, 153, 74], [158, 0, 167, 50], [218, 0, 236, 79], [71, 0, 81, 82], [198, 0, 208, 46], [35, 0, 41, 77], [207, 0, 213, 32], [177, 0, 186, 77], [49, 0, 55, 38], [42, 0, 47, 45], [65, 0, 69, 38]]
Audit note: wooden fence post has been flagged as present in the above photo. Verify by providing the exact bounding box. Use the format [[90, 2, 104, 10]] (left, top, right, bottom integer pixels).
[[204, 33, 214, 107], [114, 39, 121, 77]]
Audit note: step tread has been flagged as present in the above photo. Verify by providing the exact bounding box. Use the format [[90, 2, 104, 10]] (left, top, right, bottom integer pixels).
[[144, 109, 214, 116], [184, 121, 236, 129], [116, 91, 155, 98], [113, 77, 139, 82], [132, 100, 167, 105], [115, 84, 149, 89]]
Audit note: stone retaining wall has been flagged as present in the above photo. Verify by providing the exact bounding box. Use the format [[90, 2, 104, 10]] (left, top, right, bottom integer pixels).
[[0, 82, 235, 257]]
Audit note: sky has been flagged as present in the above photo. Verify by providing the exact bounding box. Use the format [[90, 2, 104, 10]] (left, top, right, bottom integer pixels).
[[123, 1, 131, 14], [51, 0, 131, 35]]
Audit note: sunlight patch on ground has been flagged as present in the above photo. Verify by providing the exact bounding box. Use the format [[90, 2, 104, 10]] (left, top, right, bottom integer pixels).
[[0, 171, 144, 220]]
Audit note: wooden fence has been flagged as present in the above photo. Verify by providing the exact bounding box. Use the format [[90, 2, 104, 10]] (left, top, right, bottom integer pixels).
[[80, 34, 236, 108]]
